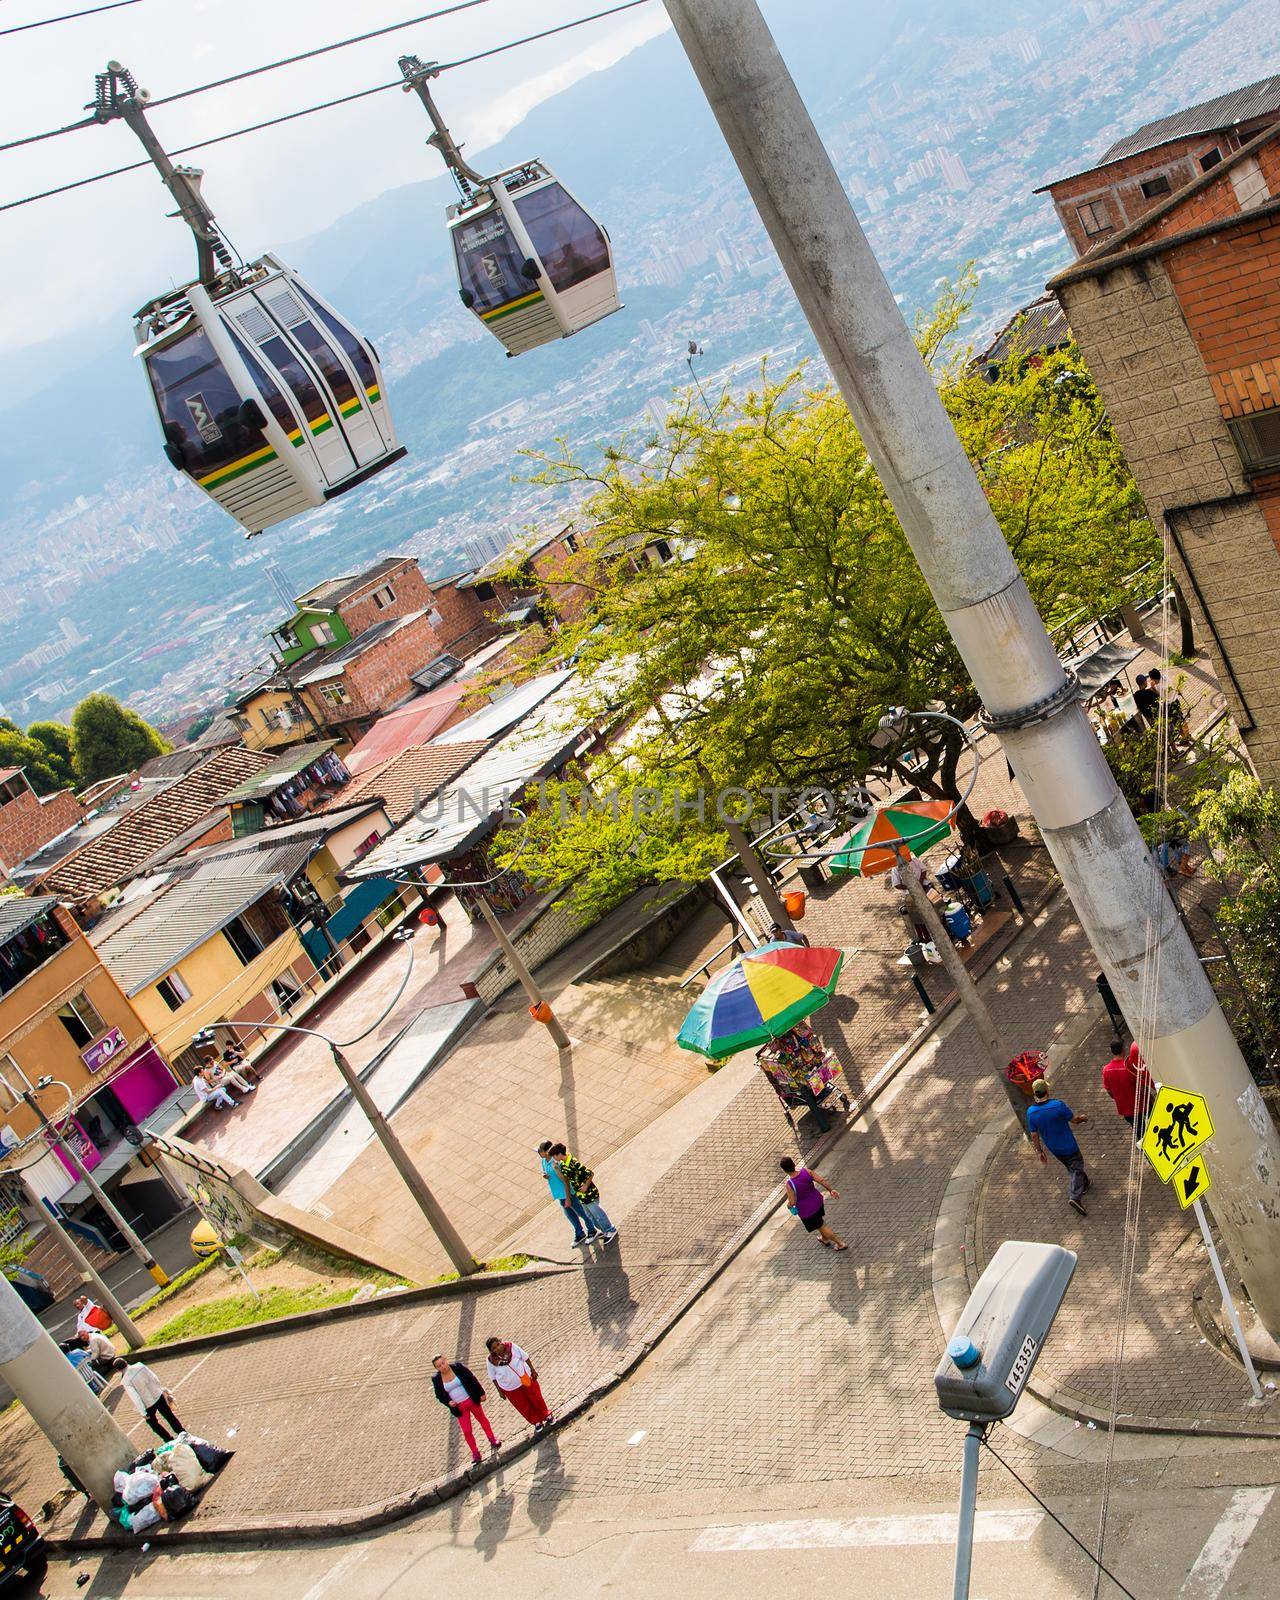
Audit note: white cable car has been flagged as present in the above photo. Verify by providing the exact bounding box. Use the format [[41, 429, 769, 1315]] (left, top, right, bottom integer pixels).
[[400, 56, 622, 357], [95, 64, 405, 537]]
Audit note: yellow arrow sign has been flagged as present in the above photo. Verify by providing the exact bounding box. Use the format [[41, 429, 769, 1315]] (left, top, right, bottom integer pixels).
[[1141, 1084, 1215, 1183], [1172, 1155, 1212, 1210]]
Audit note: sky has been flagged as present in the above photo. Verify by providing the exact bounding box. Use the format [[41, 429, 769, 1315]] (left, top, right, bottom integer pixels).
[[0, 0, 671, 355]]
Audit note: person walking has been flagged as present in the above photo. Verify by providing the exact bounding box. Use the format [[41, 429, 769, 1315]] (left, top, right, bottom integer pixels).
[[431, 1355, 501, 1464], [779, 1156, 847, 1250], [538, 1140, 594, 1246], [1101, 1042, 1154, 1138], [1026, 1078, 1091, 1214], [485, 1337, 554, 1434], [111, 1356, 186, 1441], [548, 1142, 617, 1244]]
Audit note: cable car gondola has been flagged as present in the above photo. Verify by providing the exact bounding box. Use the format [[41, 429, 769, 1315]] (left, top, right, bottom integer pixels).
[[95, 63, 406, 538], [400, 56, 622, 357]]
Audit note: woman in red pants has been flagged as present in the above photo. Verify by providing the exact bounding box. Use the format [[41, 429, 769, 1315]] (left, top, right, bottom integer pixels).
[[431, 1355, 501, 1464], [485, 1337, 555, 1434]]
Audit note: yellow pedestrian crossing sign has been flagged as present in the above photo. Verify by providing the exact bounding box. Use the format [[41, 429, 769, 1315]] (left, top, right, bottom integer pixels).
[[1173, 1156, 1212, 1210], [1141, 1084, 1214, 1183]]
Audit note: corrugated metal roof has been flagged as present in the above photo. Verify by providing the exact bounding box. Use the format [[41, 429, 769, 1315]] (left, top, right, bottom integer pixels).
[[0, 894, 58, 943], [1100, 74, 1280, 164], [91, 872, 288, 995], [347, 681, 594, 874], [222, 741, 339, 802], [432, 669, 574, 746], [976, 293, 1071, 370]]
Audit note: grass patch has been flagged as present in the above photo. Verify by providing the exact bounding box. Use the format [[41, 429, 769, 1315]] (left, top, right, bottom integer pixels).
[[432, 1254, 532, 1286], [146, 1278, 411, 1345], [132, 1250, 226, 1318]]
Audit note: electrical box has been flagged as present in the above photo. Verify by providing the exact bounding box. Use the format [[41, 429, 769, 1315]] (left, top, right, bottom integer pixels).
[[935, 1240, 1076, 1422]]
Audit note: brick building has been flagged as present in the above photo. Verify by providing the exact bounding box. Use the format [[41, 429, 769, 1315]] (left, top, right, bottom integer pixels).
[[0, 768, 83, 878], [1038, 75, 1280, 257], [1047, 112, 1280, 784]]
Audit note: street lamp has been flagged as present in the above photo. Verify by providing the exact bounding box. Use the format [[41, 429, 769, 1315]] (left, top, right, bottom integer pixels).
[[764, 707, 1027, 1127], [193, 927, 479, 1277]]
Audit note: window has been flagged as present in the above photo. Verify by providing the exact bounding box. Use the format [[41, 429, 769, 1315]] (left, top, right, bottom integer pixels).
[[0, 1055, 22, 1112], [1076, 200, 1113, 237], [1200, 147, 1223, 172], [144, 326, 266, 481], [1227, 409, 1280, 473], [156, 972, 192, 1012], [311, 620, 338, 644], [223, 916, 263, 967], [452, 205, 529, 311], [57, 991, 106, 1046], [513, 182, 610, 292], [318, 683, 352, 708], [264, 705, 295, 732], [371, 584, 396, 609], [296, 285, 379, 393], [290, 321, 359, 407], [1140, 174, 1172, 199]]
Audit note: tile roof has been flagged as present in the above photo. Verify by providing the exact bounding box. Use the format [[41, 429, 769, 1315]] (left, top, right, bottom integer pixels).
[[41, 746, 273, 900], [325, 742, 487, 825], [1100, 73, 1280, 164], [91, 872, 287, 996]]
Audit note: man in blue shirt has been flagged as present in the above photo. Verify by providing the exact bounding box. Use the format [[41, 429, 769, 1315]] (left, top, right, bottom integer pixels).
[[537, 1140, 596, 1246], [1026, 1078, 1091, 1215]]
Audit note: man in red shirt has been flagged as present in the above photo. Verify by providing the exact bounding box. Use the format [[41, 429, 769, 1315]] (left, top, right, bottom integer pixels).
[[1101, 1043, 1153, 1137]]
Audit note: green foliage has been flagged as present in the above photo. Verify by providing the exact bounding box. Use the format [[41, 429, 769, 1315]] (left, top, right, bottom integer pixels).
[[0, 720, 76, 795], [184, 708, 218, 744], [505, 276, 1160, 908], [0, 1208, 33, 1276], [70, 692, 169, 786]]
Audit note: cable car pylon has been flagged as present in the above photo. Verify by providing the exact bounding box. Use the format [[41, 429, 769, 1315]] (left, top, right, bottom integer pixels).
[[399, 54, 622, 356], [92, 61, 407, 539]]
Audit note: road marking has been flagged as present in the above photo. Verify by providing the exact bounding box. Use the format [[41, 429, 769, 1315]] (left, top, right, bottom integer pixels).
[[299, 1546, 369, 1599], [167, 1349, 214, 1393], [627, 1429, 647, 1445], [691, 1511, 1043, 1552], [1179, 1487, 1275, 1598]]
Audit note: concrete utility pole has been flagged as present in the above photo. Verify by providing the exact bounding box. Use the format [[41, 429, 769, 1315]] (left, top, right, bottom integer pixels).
[[0, 1272, 136, 1508], [663, 0, 1280, 1332], [473, 896, 572, 1051], [22, 1176, 145, 1350]]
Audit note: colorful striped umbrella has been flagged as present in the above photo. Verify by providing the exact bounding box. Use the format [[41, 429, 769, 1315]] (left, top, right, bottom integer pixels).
[[677, 941, 844, 1060], [828, 800, 953, 878]]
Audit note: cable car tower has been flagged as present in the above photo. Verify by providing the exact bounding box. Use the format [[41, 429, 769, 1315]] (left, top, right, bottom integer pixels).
[[94, 62, 406, 538], [399, 56, 622, 357]]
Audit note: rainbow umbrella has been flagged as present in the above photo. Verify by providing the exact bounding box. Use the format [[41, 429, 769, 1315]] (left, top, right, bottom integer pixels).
[[677, 941, 844, 1060], [828, 800, 953, 878]]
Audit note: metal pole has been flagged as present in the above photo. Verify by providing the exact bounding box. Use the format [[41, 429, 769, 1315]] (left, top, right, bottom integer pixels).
[[474, 896, 571, 1050], [900, 860, 1025, 1129], [24, 1179, 144, 1350], [1193, 1197, 1263, 1401], [17, 1083, 169, 1288], [721, 815, 795, 932], [0, 1274, 136, 1510], [329, 1047, 479, 1277], [662, 0, 1280, 1336], [952, 1421, 984, 1600]]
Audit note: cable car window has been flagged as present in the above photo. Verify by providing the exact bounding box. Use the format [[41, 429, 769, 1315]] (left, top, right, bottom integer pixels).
[[290, 321, 358, 406], [260, 335, 330, 429], [452, 208, 527, 309], [227, 328, 298, 438], [296, 287, 379, 392], [145, 326, 263, 477], [512, 183, 609, 291]]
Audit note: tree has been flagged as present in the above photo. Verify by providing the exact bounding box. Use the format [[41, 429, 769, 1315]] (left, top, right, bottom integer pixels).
[[25, 721, 76, 788], [500, 280, 1159, 909], [71, 693, 169, 785], [184, 709, 218, 745]]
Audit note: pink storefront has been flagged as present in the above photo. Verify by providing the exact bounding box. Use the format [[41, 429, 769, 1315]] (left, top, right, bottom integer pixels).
[[52, 1040, 178, 1178]]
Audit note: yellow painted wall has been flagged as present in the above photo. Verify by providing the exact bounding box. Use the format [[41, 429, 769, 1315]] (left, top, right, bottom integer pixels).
[[134, 926, 308, 1058], [238, 687, 316, 753]]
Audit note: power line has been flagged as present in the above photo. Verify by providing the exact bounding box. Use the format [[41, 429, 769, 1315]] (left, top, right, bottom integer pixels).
[[0, 0, 495, 153], [0, 0, 140, 38], [0, 0, 655, 215]]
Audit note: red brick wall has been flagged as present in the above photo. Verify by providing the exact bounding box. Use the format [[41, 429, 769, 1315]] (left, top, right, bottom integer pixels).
[[337, 558, 434, 637], [0, 787, 84, 871], [304, 611, 446, 725], [1046, 134, 1241, 257], [427, 578, 499, 652]]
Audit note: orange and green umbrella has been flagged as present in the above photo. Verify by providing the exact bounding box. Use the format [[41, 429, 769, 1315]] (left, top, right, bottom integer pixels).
[[677, 941, 844, 1060], [829, 800, 953, 878]]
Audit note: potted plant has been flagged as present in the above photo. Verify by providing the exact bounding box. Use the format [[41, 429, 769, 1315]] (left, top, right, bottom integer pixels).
[[979, 807, 1019, 848]]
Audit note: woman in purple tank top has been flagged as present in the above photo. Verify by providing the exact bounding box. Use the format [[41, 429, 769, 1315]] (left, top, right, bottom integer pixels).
[[780, 1156, 847, 1250]]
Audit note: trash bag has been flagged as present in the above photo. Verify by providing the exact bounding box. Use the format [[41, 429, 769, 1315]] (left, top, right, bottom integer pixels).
[[150, 1486, 169, 1522], [184, 1434, 233, 1473], [121, 1468, 160, 1510], [159, 1441, 212, 1493], [128, 1500, 162, 1535], [161, 1480, 195, 1519]]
